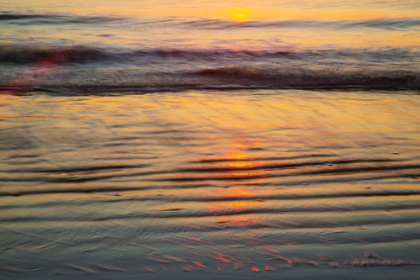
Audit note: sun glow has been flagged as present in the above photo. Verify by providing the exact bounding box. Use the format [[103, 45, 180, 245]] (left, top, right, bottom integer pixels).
[[228, 7, 251, 22]]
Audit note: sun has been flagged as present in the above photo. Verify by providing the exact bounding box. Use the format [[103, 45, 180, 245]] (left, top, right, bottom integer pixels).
[[228, 7, 252, 22]]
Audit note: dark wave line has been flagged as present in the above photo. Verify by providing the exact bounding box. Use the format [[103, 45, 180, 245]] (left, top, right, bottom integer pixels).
[[181, 18, 420, 30], [301, 163, 420, 176], [0, 13, 121, 24], [0, 184, 210, 197], [157, 173, 420, 189], [178, 158, 404, 173], [1, 206, 420, 222], [106, 191, 420, 203], [2, 191, 420, 210], [188, 68, 420, 89], [1, 171, 418, 197], [0, 46, 125, 64], [0, 157, 401, 175], [159, 163, 420, 182], [0, 156, 406, 182], [0, 45, 418, 64], [2, 76, 419, 95], [0, 167, 176, 183], [3, 13, 420, 30], [4, 154, 40, 160], [193, 153, 335, 163], [2, 163, 151, 174], [0, 162, 418, 186]]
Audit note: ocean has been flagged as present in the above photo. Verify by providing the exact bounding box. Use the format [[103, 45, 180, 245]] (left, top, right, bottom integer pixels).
[[1, 0, 420, 92], [0, 0, 420, 279]]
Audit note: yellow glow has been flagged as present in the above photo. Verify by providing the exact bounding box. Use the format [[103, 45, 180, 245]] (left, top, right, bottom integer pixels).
[[226, 152, 249, 161], [209, 186, 260, 226], [227, 162, 255, 169], [228, 7, 252, 22]]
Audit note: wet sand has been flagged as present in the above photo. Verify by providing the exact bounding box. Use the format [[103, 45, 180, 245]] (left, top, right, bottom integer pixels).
[[1, 90, 420, 279]]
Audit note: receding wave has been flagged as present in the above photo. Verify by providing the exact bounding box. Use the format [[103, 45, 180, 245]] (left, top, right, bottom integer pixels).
[[2, 72, 418, 94], [0, 46, 127, 64], [1, 67, 419, 94], [186, 67, 420, 90], [1, 45, 418, 64]]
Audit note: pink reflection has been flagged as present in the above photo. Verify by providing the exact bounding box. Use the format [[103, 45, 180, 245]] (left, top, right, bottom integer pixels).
[[5, 50, 70, 95]]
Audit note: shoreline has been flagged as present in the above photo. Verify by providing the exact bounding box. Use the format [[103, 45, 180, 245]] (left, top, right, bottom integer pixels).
[[1, 89, 420, 279]]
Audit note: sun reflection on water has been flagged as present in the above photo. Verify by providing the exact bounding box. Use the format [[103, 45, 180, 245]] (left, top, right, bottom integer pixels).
[[209, 185, 261, 227], [209, 135, 267, 226]]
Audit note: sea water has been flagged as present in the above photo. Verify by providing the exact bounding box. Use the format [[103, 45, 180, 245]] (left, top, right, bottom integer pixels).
[[1, 1, 420, 279]]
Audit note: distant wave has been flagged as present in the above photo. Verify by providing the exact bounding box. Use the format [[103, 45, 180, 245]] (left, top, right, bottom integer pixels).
[[0, 45, 418, 64], [0, 45, 419, 93], [0, 12, 121, 25], [0, 46, 124, 64], [2, 12, 420, 31], [181, 18, 420, 31]]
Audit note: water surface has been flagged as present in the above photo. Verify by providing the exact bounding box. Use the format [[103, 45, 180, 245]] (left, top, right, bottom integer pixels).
[[1, 90, 420, 278], [1, 0, 420, 279]]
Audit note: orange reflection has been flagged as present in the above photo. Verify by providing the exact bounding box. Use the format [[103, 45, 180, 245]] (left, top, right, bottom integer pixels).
[[209, 133, 267, 226], [214, 160, 267, 180], [228, 201, 259, 209], [228, 171, 266, 180], [223, 135, 267, 180], [227, 162, 255, 169], [208, 184, 262, 226], [228, 134, 256, 150], [226, 151, 249, 161]]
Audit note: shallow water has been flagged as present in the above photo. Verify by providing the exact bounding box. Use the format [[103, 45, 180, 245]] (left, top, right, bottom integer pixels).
[[1, 90, 420, 278]]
